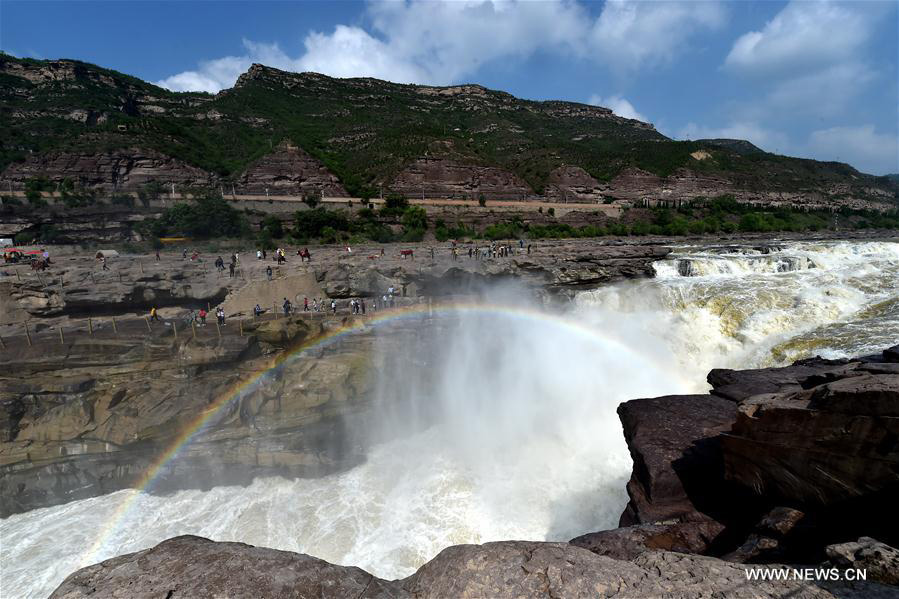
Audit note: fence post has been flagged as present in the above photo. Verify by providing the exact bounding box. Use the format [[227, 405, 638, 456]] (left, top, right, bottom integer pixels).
[[112, 316, 118, 335], [173, 321, 178, 340], [144, 316, 151, 332], [191, 321, 197, 340], [0, 334, 5, 349], [88, 318, 93, 335], [16, 270, 20, 282], [58, 326, 64, 344], [239, 319, 243, 337], [214, 319, 221, 339], [24, 321, 32, 346], [139, 260, 144, 275]]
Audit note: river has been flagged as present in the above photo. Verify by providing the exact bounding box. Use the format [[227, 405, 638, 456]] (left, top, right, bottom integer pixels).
[[2, 239, 897, 598]]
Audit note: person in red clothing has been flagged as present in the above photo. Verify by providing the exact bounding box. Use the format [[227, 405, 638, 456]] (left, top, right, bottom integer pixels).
[[198, 308, 207, 325]]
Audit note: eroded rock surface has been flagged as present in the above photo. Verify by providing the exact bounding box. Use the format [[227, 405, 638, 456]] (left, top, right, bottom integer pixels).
[[51, 535, 898, 599]]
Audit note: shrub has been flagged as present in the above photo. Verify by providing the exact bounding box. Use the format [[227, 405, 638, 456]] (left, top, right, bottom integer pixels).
[[294, 208, 349, 239], [261, 215, 284, 238], [401, 205, 428, 230]]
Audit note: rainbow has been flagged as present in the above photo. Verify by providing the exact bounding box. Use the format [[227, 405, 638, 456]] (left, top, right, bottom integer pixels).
[[80, 299, 680, 566]]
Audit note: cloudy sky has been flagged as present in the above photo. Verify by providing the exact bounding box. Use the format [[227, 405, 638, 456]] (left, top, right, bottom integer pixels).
[[3, 0, 897, 174]]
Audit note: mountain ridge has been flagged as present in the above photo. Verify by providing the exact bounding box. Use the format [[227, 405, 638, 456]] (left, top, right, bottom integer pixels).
[[1, 54, 896, 209]]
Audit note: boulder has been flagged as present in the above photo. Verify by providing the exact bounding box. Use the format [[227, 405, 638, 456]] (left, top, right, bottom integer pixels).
[[569, 520, 725, 560], [49, 535, 400, 599], [826, 537, 899, 586], [616, 394, 740, 525]]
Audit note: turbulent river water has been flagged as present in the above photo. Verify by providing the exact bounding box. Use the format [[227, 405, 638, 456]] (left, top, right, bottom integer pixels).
[[3, 240, 898, 598]]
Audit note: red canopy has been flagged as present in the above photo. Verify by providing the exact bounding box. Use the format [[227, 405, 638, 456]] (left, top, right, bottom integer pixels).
[[25, 250, 43, 255], [2, 248, 23, 252]]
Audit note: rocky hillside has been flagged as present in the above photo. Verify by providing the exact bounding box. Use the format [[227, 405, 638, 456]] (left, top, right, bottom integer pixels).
[[2, 54, 896, 208]]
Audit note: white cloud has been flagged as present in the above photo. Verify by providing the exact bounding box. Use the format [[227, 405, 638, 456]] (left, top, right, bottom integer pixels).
[[807, 125, 899, 175], [590, 0, 725, 71], [725, 1, 873, 76], [157, 0, 726, 92], [588, 94, 647, 122]]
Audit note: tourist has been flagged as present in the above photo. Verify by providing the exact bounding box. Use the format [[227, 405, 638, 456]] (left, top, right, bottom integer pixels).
[[102, 257, 109, 271], [198, 308, 207, 325], [468, 247, 472, 259], [304, 297, 309, 312], [312, 298, 318, 312], [217, 307, 226, 326], [254, 304, 263, 318], [229, 262, 235, 278], [360, 298, 366, 315], [283, 297, 292, 316], [155, 249, 160, 261], [266, 265, 272, 281], [262, 249, 267, 260], [150, 306, 160, 321], [331, 299, 337, 314], [182, 249, 188, 260], [215, 256, 225, 271], [257, 249, 262, 260]]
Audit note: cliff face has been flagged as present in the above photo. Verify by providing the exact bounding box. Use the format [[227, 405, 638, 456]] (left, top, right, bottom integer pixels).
[[2, 55, 896, 207], [237, 142, 347, 197], [2, 147, 212, 192]]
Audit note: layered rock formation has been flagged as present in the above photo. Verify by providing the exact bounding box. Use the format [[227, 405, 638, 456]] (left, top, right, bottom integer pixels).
[[237, 142, 347, 197], [2, 147, 211, 192], [389, 157, 535, 201], [0, 314, 396, 517], [609, 348, 899, 565]]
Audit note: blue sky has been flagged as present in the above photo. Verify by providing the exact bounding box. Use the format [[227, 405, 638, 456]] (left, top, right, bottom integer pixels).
[[2, 0, 897, 174]]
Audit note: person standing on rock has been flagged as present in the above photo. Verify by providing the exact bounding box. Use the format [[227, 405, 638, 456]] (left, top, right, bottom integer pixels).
[[360, 298, 366, 315], [155, 249, 161, 262], [283, 297, 291, 316], [150, 306, 160, 322], [257, 249, 262, 260], [217, 307, 226, 326], [304, 297, 309, 312], [229, 262, 235, 278], [254, 304, 263, 318], [198, 308, 207, 325], [331, 299, 337, 314]]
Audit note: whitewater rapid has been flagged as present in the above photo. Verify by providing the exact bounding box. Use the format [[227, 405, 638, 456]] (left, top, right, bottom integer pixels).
[[3, 240, 898, 598]]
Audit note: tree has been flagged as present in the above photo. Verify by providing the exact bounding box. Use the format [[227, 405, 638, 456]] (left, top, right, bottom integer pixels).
[[261, 215, 284, 238], [302, 193, 320, 209], [401, 206, 427, 230]]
